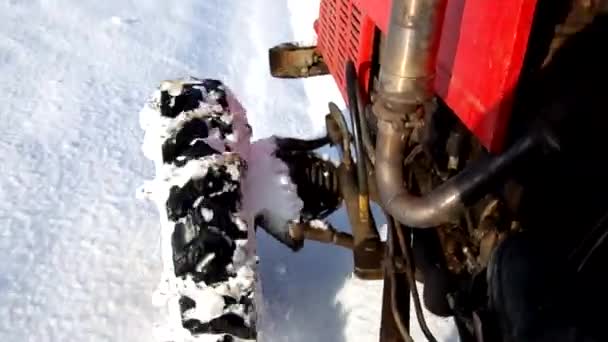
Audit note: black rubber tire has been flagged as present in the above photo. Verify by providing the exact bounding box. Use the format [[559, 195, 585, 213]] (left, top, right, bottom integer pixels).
[[139, 78, 257, 342]]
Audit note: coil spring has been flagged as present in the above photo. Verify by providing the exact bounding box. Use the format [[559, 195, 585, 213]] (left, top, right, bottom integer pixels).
[[306, 155, 340, 195], [276, 149, 342, 221]]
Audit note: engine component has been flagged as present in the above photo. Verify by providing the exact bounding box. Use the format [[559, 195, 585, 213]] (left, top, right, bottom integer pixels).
[[376, 122, 554, 229], [373, 0, 447, 114], [370, 0, 558, 231]]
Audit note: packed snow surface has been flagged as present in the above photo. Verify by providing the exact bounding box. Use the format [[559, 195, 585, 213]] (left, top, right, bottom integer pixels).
[[0, 0, 457, 341]]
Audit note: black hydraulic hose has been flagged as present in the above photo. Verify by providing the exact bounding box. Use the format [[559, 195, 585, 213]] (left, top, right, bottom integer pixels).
[[274, 136, 330, 152], [361, 105, 376, 166], [345, 60, 368, 197], [394, 217, 439, 342], [386, 215, 415, 342]]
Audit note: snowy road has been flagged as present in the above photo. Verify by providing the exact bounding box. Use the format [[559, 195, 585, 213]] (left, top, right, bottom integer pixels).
[[0, 0, 456, 341]]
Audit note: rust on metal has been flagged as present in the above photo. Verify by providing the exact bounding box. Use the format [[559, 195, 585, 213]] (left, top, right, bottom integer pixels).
[[289, 221, 355, 250], [324, 103, 385, 279], [359, 194, 370, 224], [338, 162, 384, 280], [268, 43, 330, 78]]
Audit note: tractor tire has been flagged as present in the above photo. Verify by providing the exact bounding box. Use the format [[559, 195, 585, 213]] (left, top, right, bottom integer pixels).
[[138, 78, 258, 342]]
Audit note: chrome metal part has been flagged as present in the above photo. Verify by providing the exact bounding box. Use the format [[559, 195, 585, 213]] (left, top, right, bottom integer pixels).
[[374, 0, 448, 114]]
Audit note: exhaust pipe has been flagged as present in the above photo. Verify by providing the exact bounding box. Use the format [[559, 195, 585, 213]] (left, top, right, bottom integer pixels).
[[373, 0, 556, 228], [374, 0, 447, 114], [376, 120, 546, 228], [373, 0, 450, 228]]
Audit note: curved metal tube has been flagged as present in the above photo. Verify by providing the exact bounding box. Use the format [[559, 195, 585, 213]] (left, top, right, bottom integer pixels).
[[376, 120, 541, 228], [372, 0, 454, 228], [345, 60, 368, 197], [373, 0, 547, 228], [376, 120, 461, 228]]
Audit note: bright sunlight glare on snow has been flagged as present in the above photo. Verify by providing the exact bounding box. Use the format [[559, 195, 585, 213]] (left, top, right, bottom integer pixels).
[[0, 0, 457, 341]]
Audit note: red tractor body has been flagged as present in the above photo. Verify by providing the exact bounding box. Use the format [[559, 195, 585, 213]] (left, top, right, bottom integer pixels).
[[266, 2, 608, 341], [314, 0, 538, 152]]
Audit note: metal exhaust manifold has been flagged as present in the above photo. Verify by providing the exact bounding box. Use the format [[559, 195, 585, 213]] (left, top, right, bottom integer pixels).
[[373, 0, 556, 229]]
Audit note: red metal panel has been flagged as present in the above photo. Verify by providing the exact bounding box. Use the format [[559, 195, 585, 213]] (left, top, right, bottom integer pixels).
[[435, 0, 538, 152], [314, 0, 376, 102], [314, 0, 537, 153], [353, 0, 391, 33]]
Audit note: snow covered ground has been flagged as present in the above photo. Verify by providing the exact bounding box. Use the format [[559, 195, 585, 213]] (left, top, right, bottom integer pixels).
[[0, 0, 456, 341]]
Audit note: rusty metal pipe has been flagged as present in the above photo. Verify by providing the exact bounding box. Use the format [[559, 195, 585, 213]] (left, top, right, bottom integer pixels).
[[376, 120, 543, 228], [376, 120, 460, 228], [289, 222, 354, 250], [375, 0, 447, 112], [373, 0, 547, 228], [373, 0, 450, 228]]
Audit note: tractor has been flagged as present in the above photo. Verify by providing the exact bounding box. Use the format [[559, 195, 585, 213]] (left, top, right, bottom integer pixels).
[[268, 0, 608, 341]]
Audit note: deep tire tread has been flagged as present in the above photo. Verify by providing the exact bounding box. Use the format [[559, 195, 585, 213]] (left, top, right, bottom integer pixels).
[[139, 78, 257, 342]]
